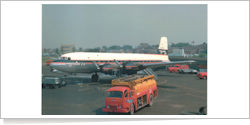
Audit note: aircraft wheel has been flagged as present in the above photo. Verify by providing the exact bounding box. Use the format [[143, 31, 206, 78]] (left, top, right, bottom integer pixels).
[[91, 74, 99, 82], [199, 106, 207, 115]]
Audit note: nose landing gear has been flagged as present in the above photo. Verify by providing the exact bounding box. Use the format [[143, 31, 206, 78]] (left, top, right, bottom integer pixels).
[[91, 73, 99, 82]]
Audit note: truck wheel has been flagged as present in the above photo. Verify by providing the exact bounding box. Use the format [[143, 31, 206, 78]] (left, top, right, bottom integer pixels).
[[199, 106, 207, 115], [91, 74, 99, 82], [149, 95, 153, 107], [129, 104, 134, 115], [203, 76, 207, 80]]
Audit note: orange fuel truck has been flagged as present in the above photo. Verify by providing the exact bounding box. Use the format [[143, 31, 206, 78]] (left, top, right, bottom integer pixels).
[[102, 75, 158, 115]]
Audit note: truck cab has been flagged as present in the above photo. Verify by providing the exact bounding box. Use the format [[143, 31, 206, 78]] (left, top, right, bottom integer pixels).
[[197, 69, 207, 79], [103, 86, 133, 114]]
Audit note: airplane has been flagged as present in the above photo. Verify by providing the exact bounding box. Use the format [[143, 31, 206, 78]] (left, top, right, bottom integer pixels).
[[49, 37, 195, 82]]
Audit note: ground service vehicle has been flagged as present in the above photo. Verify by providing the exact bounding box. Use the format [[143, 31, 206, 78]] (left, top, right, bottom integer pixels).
[[178, 69, 198, 74], [102, 75, 158, 115], [42, 77, 67, 89], [168, 64, 190, 73], [197, 69, 207, 79]]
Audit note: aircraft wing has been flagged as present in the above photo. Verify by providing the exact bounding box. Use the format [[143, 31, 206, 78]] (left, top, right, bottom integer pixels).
[[142, 60, 196, 69]]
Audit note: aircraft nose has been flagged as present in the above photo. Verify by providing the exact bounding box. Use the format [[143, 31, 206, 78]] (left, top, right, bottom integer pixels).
[[49, 62, 54, 67], [49, 61, 67, 72], [49, 62, 58, 68], [49, 61, 66, 69]]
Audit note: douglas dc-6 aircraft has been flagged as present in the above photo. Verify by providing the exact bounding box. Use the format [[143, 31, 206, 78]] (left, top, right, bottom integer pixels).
[[49, 37, 195, 82]]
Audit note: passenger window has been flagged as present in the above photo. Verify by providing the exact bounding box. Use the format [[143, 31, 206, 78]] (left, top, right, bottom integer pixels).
[[125, 92, 128, 98], [129, 91, 132, 97], [124, 90, 128, 97]]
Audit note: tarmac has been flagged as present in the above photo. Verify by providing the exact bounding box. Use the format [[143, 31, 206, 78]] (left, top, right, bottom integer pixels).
[[42, 65, 207, 115]]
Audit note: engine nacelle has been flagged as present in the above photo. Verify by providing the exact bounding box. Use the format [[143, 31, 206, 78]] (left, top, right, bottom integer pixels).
[[122, 62, 144, 75], [101, 62, 145, 75], [101, 64, 120, 75]]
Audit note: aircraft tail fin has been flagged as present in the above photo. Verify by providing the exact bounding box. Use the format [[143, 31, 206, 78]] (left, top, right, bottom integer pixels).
[[158, 37, 168, 54]]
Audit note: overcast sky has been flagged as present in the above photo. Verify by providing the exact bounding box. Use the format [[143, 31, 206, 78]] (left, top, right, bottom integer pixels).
[[42, 4, 207, 49]]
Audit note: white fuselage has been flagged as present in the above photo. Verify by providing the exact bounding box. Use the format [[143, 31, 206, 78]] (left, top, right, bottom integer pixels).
[[49, 52, 170, 73], [61, 52, 170, 62]]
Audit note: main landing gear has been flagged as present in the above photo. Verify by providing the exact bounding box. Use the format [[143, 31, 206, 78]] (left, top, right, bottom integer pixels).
[[91, 73, 99, 82]]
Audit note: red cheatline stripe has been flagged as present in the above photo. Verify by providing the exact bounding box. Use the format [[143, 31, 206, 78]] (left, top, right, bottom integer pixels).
[[72, 59, 164, 61], [51, 62, 66, 64]]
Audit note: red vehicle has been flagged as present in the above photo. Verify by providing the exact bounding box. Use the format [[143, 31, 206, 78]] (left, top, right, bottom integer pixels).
[[197, 69, 207, 79], [102, 75, 158, 115], [168, 64, 190, 73]]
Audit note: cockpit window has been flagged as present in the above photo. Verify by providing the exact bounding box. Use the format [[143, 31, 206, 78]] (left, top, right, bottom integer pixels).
[[124, 90, 128, 97], [60, 57, 71, 60], [125, 92, 128, 98]]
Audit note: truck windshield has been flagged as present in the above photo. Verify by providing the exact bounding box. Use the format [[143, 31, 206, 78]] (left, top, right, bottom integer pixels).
[[107, 91, 123, 98]]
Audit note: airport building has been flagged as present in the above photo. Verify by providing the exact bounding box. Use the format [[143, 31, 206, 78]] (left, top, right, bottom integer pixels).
[[169, 48, 186, 57], [168, 42, 207, 58], [60, 44, 75, 54]]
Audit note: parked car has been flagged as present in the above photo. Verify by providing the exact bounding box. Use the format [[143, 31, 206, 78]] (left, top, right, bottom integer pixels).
[[178, 69, 198, 74], [42, 77, 67, 89], [197, 69, 207, 80]]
